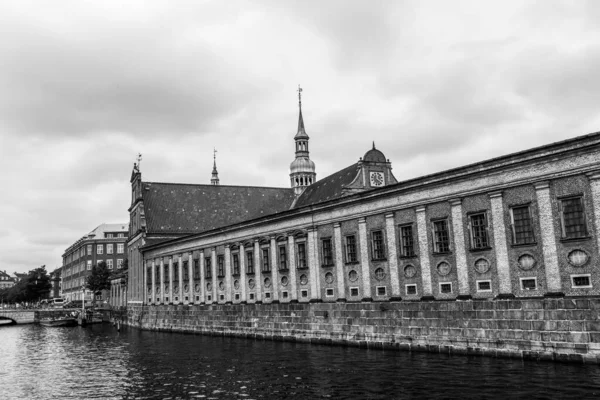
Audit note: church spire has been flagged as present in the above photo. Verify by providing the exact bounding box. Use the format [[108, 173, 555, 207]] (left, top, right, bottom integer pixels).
[[211, 148, 220, 185], [289, 85, 316, 196]]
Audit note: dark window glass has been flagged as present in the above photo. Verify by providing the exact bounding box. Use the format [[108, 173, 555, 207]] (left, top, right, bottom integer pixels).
[[183, 261, 189, 281], [322, 239, 333, 265], [262, 249, 270, 272], [561, 197, 587, 238], [440, 283, 452, 294], [345, 235, 357, 263], [279, 246, 287, 270], [478, 281, 491, 291], [400, 225, 415, 257], [297, 243, 307, 269], [246, 251, 254, 274], [470, 213, 489, 249], [371, 231, 385, 260], [433, 220, 450, 253], [406, 285, 417, 295], [205, 257, 212, 279], [163, 263, 169, 281], [521, 279, 536, 290], [573, 276, 591, 287], [232, 254, 240, 275], [193, 259, 200, 279], [511, 206, 535, 245], [173, 262, 179, 282], [155, 265, 160, 282], [217, 255, 224, 277]]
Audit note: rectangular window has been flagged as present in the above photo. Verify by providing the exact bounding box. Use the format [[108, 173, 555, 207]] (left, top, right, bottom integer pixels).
[[301, 289, 308, 298], [117, 259, 123, 268], [193, 259, 200, 279], [97, 245, 103, 255], [87, 245, 92, 255], [371, 230, 385, 260], [173, 262, 179, 282], [106, 260, 113, 269], [571, 274, 592, 288], [279, 245, 287, 270], [350, 287, 359, 297], [399, 225, 415, 257], [220, 294, 225, 301], [345, 235, 357, 263], [265, 292, 271, 299], [405, 284, 417, 295], [206, 295, 211, 302], [376, 286, 387, 296], [246, 251, 254, 274], [282, 291, 288, 299], [106, 233, 113, 238], [95, 260, 102, 269], [432, 220, 450, 253], [183, 261, 189, 281], [156, 265, 161, 282], [117, 243, 124, 254], [469, 213, 489, 249], [163, 263, 169, 280], [107, 244, 114, 254], [205, 257, 212, 279], [232, 254, 240, 275], [477, 280, 492, 292], [511, 205, 535, 245], [217, 255, 225, 277], [87, 260, 92, 270], [262, 249, 270, 272], [235, 293, 240, 301], [249, 293, 255, 300], [440, 283, 453, 294], [322, 238, 333, 266], [326, 288, 334, 297], [520, 278, 537, 290], [297, 243, 307, 269], [560, 196, 587, 239], [118, 233, 125, 238]]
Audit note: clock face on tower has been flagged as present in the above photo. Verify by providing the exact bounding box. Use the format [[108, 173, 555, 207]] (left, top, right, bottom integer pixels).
[[370, 171, 385, 187]]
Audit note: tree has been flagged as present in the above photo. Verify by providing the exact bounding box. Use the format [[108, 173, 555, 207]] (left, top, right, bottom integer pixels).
[[85, 261, 111, 307], [1, 266, 51, 305]]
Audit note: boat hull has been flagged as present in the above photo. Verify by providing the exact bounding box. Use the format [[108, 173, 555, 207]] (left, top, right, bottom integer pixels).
[[40, 318, 77, 327]]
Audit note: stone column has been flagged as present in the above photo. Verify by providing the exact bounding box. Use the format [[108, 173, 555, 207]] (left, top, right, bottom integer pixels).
[[254, 240, 262, 302], [225, 245, 232, 303], [270, 237, 279, 303], [587, 172, 600, 260], [385, 213, 401, 300], [188, 252, 193, 304], [177, 254, 183, 304], [489, 191, 513, 297], [333, 223, 346, 301], [168, 257, 174, 304], [450, 199, 470, 299], [307, 228, 320, 301], [416, 206, 434, 299], [534, 181, 563, 296], [239, 243, 247, 303], [211, 248, 218, 303], [151, 259, 156, 305], [358, 217, 373, 301], [288, 235, 298, 302], [199, 251, 205, 304], [160, 258, 165, 304]]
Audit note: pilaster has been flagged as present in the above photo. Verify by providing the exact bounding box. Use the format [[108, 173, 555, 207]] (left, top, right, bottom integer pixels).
[[239, 243, 247, 303], [489, 191, 514, 298], [211, 248, 217, 303], [159, 258, 165, 304], [450, 199, 470, 299], [287, 235, 298, 302], [385, 213, 401, 300], [225, 245, 232, 303], [534, 181, 563, 296], [199, 251, 205, 304], [307, 228, 320, 301], [151, 260, 156, 304], [416, 206, 434, 299], [168, 256, 173, 304], [270, 237, 279, 303], [358, 217, 372, 301], [333, 223, 346, 301], [188, 252, 193, 304], [254, 240, 262, 302], [177, 254, 183, 304], [587, 172, 600, 261]]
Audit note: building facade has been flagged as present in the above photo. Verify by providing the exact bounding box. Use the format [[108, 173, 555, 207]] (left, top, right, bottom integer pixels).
[[0, 270, 15, 289], [62, 223, 129, 301], [127, 101, 600, 306]]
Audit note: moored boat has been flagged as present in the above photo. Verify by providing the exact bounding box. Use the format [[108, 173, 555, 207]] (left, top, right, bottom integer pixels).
[[40, 317, 77, 327]]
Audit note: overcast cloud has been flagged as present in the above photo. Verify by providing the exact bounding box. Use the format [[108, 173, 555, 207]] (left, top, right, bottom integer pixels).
[[1, 0, 600, 274]]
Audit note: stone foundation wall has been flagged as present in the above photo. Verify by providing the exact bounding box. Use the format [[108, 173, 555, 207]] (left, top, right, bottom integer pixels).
[[126, 297, 600, 364]]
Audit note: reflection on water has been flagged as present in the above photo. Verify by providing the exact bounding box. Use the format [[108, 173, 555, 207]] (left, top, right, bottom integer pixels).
[[1, 324, 600, 399]]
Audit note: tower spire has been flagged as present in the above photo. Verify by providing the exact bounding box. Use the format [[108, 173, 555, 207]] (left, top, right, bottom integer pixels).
[[211, 148, 220, 185], [290, 85, 316, 196]]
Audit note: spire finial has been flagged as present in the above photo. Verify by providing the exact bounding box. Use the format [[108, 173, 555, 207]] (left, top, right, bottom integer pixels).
[[211, 148, 219, 185], [134, 153, 142, 172], [297, 84, 303, 108], [372, 141, 376, 150]]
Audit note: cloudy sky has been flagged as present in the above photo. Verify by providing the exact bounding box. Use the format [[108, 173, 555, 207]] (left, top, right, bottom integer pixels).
[[1, 0, 600, 275]]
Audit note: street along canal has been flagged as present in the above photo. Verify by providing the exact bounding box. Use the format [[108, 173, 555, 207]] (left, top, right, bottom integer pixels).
[[1, 324, 599, 399]]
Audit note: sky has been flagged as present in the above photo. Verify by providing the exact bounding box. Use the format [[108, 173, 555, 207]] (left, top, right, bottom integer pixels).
[[1, 0, 600, 275]]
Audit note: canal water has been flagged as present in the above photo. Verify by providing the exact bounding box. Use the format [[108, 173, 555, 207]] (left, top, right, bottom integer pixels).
[[1, 324, 600, 399]]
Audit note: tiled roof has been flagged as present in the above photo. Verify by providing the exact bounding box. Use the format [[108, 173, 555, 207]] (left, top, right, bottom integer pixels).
[[87, 223, 129, 238], [293, 163, 359, 208], [143, 183, 295, 234]]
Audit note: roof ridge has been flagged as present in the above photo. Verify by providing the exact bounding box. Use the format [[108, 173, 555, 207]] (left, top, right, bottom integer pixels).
[[143, 181, 292, 191]]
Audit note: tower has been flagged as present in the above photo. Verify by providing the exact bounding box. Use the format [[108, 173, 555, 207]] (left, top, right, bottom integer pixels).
[[289, 86, 316, 196], [211, 148, 220, 185]]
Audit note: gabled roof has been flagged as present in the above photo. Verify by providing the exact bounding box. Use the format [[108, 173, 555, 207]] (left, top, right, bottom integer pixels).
[[87, 223, 129, 238], [293, 163, 359, 208], [143, 182, 295, 234]]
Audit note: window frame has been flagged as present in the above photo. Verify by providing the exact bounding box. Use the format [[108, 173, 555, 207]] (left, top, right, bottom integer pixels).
[[183, 260, 189, 281], [296, 242, 307, 269], [439, 282, 453, 294], [509, 204, 536, 245], [117, 243, 124, 254], [405, 284, 418, 296], [558, 195, 589, 240], [217, 255, 225, 277], [261, 248, 271, 273], [321, 237, 334, 266], [107, 243, 114, 254], [399, 224, 416, 258], [205, 257, 212, 279], [246, 251, 254, 275], [370, 230, 386, 261], [467, 212, 491, 250], [193, 259, 200, 279], [476, 279, 492, 292], [344, 235, 358, 264], [232, 253, 240, 276], [278, 245, 287, 271], [431, 218, 451, 254], [96, 244, 103, 255], [520, 277, 537, 291], [571, 274, 592, 288]]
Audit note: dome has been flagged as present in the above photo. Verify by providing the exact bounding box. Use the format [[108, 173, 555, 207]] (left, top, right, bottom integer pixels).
[[290, 157, 316, 174], [363, 148, 387, 163]]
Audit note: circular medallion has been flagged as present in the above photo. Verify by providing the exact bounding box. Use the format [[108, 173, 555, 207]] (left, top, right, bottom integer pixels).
[[206, 282, 212, 291], [281, 276, 289, 286], [184, 284, 189, 293], [404, 265, 417, 278], [194, 284, 200, 293], [437, 261, 451, 276], [517, 254, 536, 271], [300, 274, 308, 286], [264, 277, 272, 288], [374, 268, 385, 281], [248, 278, 255, 289], [219, 281, 225, 291], [474, 258, 490, 274], [325, 272, 334, 284], [349, 270, 358, 282], [568, 249, 589, 267], [234, 280, 240, 290]]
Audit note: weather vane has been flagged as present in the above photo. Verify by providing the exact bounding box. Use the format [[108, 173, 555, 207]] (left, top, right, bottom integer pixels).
[[134, 153, 142, 172], [297, 84, 303, 107], [213, 148, 217, 161]]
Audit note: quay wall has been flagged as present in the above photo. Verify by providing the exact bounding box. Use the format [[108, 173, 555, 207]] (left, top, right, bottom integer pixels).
[[126, 297, 600, 364]]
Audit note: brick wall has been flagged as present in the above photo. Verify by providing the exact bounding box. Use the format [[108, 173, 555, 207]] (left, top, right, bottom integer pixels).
[[125, 297, 600, 364]]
